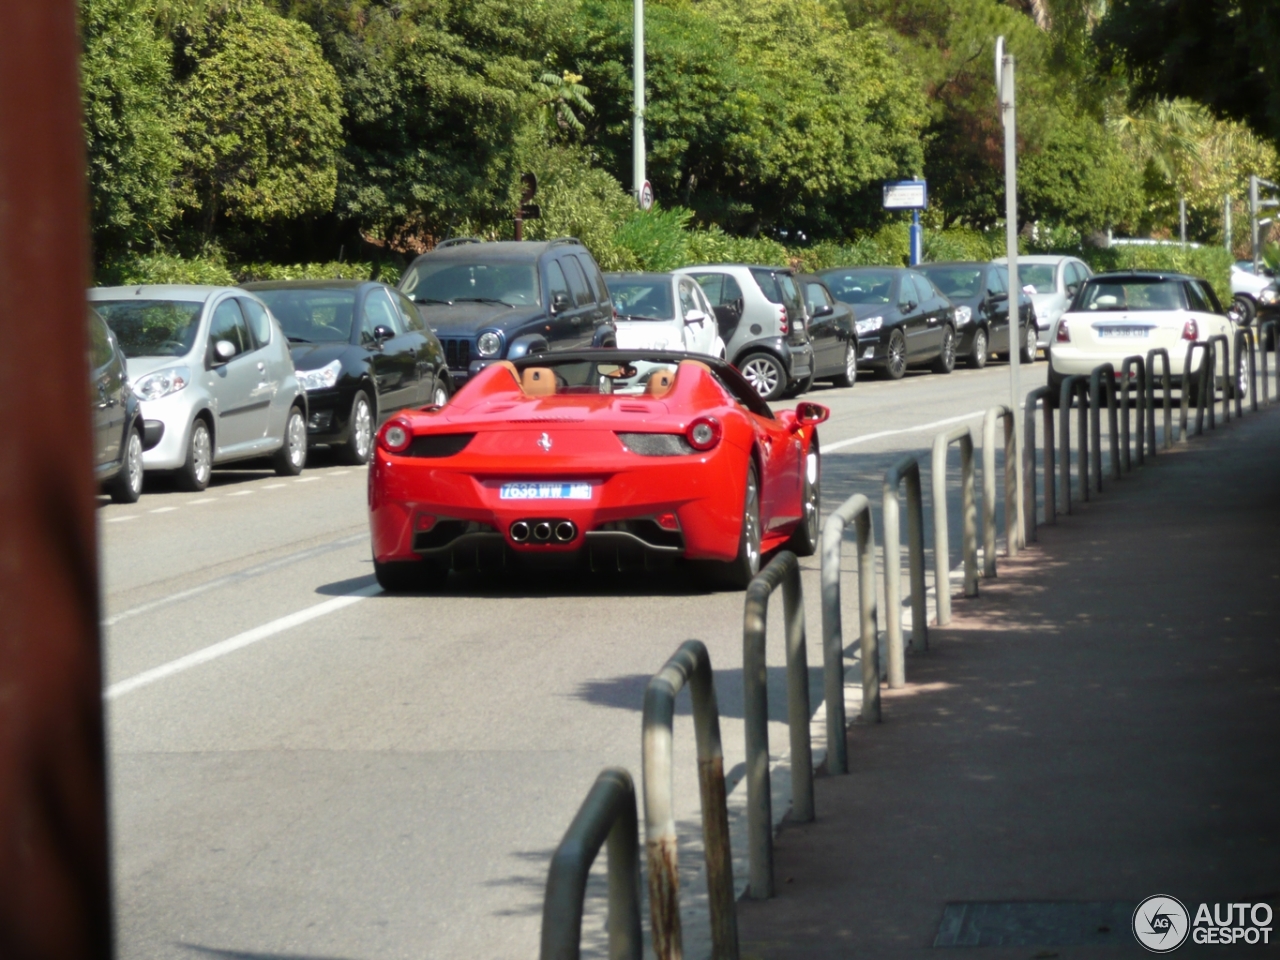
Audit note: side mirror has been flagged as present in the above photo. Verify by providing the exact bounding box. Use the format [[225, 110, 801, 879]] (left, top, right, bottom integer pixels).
[[684, 309, 708, 325], [989, 292, 1009, 303], [551, 292, 571, 314], [214, 339, 236, 362], [811, 304, 834, 318], [789, 402, 830, 430], [373, 324, 395, 342], [900, 301, 917, 313]]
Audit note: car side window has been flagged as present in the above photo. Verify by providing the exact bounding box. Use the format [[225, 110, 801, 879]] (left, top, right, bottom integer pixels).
[[911, 273, 935, 305], [1184, 282, 1211, 313], [88, 310, 115, 371], [362, 289, 403, 344], [575, 254, 608, 306], [1199, 281, 1224, 314], [545, 260, 570, 307], [238, 297, 272, 349], [692, 273, 723, 303], [806, 282, 831, 310], [678, 279, 703, 319], [208, 298, 250, 359], [897, 274, 916, 309], [988, 268, 1007, 297], [562, 256, 593, 307], [394, 290, 425, 332]]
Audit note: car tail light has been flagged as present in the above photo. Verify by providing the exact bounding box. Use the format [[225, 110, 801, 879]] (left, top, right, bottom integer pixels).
[[655, 512, 680, 531], [379, 418, 413, 454], [1182, 318, 1199, 341], [777, 304, 788, 336], [414, 512, 437, 532], [686, 416, 722, 452], [1056, 319, 1071, 344]]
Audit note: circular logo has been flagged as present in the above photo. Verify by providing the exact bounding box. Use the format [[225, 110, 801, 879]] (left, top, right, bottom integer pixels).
[[1133, 895, 1190, 953], [638, 180, 654, 212]]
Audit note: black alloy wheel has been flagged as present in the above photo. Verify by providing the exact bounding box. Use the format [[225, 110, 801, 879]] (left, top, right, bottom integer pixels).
[[712, 460, 762, 590], [931, 325, 956, 374], [967, 327, 989, 369], [786, 440, 821, 557], [109, 424, 145, 504], [831, 340, 857, 388], [881, 329, 907, 380]]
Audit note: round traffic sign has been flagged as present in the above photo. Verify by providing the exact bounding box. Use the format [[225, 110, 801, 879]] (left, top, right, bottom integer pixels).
[[638, 180, 654, 212]]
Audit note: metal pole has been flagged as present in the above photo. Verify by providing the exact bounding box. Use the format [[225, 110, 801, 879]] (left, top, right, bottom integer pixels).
[[633, 0, 646, 202], [1180, 196, 1187, 247], [1000, 48, 1025, 554], [910, 208, 923, 266], [1225, 194, 1232, 253], [1252, 174, 1260, 272]]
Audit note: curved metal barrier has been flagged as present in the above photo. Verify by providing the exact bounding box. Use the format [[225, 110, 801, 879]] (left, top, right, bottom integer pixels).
[[1059, 375, 1090, 513], [1023, 387, 1054, 538], [1180, 340, 1211, 439], [642, 641, 738, 960], [1260, 319, 1279, 404], [883, 456, 928, 686], [743, 551, 812, 900], [931, 426, 978, 626], [1119, 354, 1147, 472], [1235, 327, 1258, 418], [981, 406, 1017, 577], [1088, 364, 1120, 492], [540, 767, 643, 960], [1146, 347, 1175, 450], [1207, 332, 1232, 427]]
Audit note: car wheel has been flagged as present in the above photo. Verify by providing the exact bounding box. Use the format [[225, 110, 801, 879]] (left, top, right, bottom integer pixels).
[[176, 417, 212, 492], [784, 371, 814, 399], [739, 353, 787, 401], [1232, 353, 1250, 399], [374, 555, 449, 592], [431, 378, 450, 407], [1020, 323, 1038, 364], [272, 405, 308, 476], [967, 327, 989, 369], [879, 329, 907, 380], [109, 424, 145, 504], [831, 340, 857, 388], [786, 440, 820, 557], [710, 460, 762, 590], [931, 325, 956, 374], [1233, 294, 1257, 326], [337, 391, 374, 466]]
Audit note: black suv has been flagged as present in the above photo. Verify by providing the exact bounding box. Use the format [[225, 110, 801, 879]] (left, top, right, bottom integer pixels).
[[398, 238, 617, 386]]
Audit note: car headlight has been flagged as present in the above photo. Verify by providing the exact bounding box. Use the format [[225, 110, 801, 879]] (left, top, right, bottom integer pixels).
[[1260, 286, 1279, 305], [855, 315, 883, 336], [477, 331, 503, 358], [132, 366, 190, 401], [955, 305, 972, 326], [297, 359, 341, 392]]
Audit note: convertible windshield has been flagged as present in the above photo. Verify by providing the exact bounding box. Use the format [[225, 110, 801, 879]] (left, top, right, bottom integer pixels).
[[254, 289, 355, 342], [400, 261, 540, 307], [94, 300, 203, 358], [609, 279, 674, 320], [1018, 265, 1057, 293], [822, 270, 895, 305], [918, 267, 984, 298], [1077, 279, 1186, 311]]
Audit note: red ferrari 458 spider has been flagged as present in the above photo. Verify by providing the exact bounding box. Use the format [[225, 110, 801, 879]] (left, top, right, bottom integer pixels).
[[368, 350, 828, 590]]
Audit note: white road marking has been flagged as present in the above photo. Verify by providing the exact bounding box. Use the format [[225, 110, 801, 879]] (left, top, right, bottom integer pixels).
[[825, 410, 986, 452], [262, 484, 286, 490], [329, 471, 349, 477], [105, 583, 382, 700], [149, 507, 178, 514], [295, 477, 320, 482], [105, 515, 137, 524], [188, 498, 217, 504], [228, 490, 254, 496]]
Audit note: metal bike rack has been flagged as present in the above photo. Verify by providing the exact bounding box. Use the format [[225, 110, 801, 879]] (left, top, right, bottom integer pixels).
[[1234, 327, 1258, 417], [1146, 347, 1174, 450], [1260, 320, 1279, 404], [1088, 364, 1120, 492], [931, 426, 978, 626], [642, 641, 738, 960], [742, 551, 812, 900], [1180, 340, 1211, 439], [1023, 386, 1054, 538], [1058, 375, 1090, 513], [883, 456, 928, 683], [540, 767, 643, 960], [821, 493, 879, 769], [1207, 333, 1231, 427], [981, 406, 1016, 578], [1119, 355, 1147, 472]]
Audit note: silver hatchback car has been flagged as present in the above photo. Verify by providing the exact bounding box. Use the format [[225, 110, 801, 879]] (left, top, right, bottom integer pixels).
[[89, 285, 307, 491]]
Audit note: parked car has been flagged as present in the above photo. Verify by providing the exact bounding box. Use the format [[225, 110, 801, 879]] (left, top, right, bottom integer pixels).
[[397, 238, 616, 388], [993, 254, 1092, 350], [814, 266, 957, 379], [1229, 260, 1279, 326], [242, 280, 449, 465], [88, 306, 144, 503], [89, 285, 308, 492], [603, 272, 726, 359], [797, 273, 858, 387], [367, 349, 828, 591], [674, 264, 816, 400], [916, 261, 1038, 368], [1046, 271, 1246, 401]]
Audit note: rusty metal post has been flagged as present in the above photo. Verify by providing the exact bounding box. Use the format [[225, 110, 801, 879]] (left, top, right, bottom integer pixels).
[[821, 493, 880, 723], [883, 456, 928, 677], [0, 3, 114, 958], [1146, 347, 1173, 449], [540, 768, 643, 960], [1024, 386, 1053, 535], [1059, 375, 1089, 513], [1119, 355, 1147, 471], [931, 426, 977, 627], [742, 552, 812, 899], [642, 641, 738, 960]]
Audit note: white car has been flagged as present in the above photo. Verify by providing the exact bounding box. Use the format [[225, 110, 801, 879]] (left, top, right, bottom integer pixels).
[[1229, 260, 1279, 325], [604, 272, 725, 359], [1047, 271, 1247, 401], [994, 254, 1092, 350]]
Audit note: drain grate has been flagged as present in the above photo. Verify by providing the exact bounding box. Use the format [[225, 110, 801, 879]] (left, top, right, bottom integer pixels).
[[934, 901, 1137, 947]]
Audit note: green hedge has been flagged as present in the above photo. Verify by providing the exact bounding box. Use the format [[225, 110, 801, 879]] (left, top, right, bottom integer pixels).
[[96, 254, 401, 287], [1081, 245, 1233, 306]]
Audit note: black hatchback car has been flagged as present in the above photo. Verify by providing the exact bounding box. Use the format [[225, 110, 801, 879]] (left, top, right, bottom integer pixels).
[[916, 261, 1037, 369], [88, 306, 145, 502], [243, 280, 449, 465], [397, 237, 617, 386]]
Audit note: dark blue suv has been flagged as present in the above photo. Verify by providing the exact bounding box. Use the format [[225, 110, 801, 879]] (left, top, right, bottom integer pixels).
[[398, 238, 617, 386]]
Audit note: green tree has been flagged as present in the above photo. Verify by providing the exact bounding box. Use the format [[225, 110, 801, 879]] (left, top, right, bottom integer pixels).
[[80, 0, 181, 259]]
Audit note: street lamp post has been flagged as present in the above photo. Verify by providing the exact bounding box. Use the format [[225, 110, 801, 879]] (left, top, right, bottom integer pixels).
[[996, 36, 1025, 548], [633, 0, 646, 204]]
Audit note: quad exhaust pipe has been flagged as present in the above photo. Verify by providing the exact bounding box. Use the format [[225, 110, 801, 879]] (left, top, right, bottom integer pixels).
[[510, 521, 530, 542], [508, 519, 577, 543], [555, 521, 576, 542]]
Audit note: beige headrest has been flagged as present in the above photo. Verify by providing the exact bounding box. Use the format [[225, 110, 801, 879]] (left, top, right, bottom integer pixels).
[[646, 368, 677, 397], [521, 367, 557, 396]]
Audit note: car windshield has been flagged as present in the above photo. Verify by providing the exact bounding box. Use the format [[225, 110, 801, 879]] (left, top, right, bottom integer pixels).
[[822, 270, 894, 305], [400, 260, 540, 307], [608, 279, 674, 321], [1018, 265, 1057, 293], [919, 267, 984, 298], [1077, 279, 1186, 312], [94, 299, 204, 358], [253, 289, 355, 343]]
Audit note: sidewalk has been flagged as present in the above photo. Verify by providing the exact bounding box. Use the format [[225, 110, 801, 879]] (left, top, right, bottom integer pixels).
[[735, 404, 1280, 957]]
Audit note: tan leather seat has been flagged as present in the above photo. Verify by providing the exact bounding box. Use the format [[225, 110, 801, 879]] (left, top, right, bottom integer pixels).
[[521, 367, 557, 396], [646, 368, 677, 397]]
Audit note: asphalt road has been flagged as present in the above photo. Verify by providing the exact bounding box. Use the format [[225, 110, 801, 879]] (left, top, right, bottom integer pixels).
[[101, 356, 1059, 960]]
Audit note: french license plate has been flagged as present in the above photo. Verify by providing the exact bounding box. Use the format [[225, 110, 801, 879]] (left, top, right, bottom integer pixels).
[[1097, 326, 1149, 338], [500, 482, 592, 500]]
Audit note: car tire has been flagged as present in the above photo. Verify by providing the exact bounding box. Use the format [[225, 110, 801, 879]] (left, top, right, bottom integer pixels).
[[784, 371, 814, 399], [374, 555, 450, 592], [786, 439, 820, 557], [176, 417, 213, 492], [108, 424, 145, 504], [336, 391, 374, 466], [709, 460, 762, 590], [1233, 294, 1257, 326], [879, 329, 907, 380], [1020, 323, 1038, 364], [1047, 366, 1065, 401], [430, 377, 451, 408], [739, 353, 787, 401], [930, 325, 956, 374], [1231, 353, 1250, 400], [966, 327, 989, 369], [272, 405, 307, 476], [831, 340, 857, 388]]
